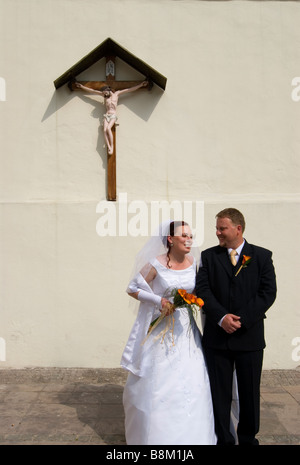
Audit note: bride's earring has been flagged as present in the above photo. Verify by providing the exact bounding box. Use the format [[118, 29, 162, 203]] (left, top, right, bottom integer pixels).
[[170, 243, 173, 247]]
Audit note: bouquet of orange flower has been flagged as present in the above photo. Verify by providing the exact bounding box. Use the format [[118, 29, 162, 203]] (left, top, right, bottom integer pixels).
[[173, 289, 204, 336], [173, 289, 204, 312], [143, 289, 204, 346]]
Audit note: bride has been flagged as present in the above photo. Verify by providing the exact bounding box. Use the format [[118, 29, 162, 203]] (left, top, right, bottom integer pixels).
[[121, 221, 217, 445]]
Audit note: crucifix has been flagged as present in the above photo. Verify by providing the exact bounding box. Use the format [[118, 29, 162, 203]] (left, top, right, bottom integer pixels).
[[68, 57, 151, 201], [54, 38, 167, 201]]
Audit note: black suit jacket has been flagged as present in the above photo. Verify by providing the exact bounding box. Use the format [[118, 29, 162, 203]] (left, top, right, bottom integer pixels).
[[195, 240, 277, 351]]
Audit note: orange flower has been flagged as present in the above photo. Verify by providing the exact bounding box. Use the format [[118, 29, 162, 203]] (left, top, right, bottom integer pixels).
[[196, 297, 204, 307], [184, 295, 192, 304], [178, 289, 186, 298], [235, 255, 252, 276], [242, 255, 251, 265], [176, 289, 203, 307]]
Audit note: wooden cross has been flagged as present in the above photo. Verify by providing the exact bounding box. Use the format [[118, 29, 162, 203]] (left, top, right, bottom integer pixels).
[[69, 56, 151, 201], [54, 39, 166, 200]]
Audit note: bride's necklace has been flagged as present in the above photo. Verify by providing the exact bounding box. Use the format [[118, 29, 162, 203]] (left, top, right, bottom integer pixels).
[[168, 256, 189, 270]]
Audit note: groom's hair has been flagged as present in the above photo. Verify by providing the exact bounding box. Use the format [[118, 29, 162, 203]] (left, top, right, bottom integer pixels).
[[216, 208, 245, 233]]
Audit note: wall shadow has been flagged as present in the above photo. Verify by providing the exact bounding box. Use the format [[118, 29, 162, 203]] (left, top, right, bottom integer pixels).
[[42, 82, 164, 179], [58, 383, 126, 445]]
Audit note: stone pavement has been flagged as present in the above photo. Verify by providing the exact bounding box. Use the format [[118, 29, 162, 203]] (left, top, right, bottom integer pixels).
[[0, 367, 299, 445]]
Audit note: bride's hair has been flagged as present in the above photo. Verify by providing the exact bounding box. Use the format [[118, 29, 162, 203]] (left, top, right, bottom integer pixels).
[[166, 221, 188, 268]]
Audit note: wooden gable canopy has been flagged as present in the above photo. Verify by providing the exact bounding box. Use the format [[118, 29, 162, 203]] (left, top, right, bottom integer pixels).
[[54, 37, 167, 90]]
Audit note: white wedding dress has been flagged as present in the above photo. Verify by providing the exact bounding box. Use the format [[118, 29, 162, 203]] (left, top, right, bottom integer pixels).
[[121, 258, 217, 445]]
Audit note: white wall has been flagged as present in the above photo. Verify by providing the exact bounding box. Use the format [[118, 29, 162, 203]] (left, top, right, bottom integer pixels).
[[0, 0, 299, 369]]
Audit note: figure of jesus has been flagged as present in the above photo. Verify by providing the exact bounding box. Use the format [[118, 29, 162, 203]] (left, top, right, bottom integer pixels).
[[74, 80, 149, 154]]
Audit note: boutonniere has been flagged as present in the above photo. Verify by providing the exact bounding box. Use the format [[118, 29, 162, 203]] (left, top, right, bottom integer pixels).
[[235, 255, 252, 277]]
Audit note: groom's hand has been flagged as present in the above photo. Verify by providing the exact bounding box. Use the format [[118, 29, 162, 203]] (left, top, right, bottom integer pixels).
[[221, 314, 241, 334]]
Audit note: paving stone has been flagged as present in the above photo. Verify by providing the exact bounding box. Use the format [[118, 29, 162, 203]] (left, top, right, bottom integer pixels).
[[0, 368, 299, 445]]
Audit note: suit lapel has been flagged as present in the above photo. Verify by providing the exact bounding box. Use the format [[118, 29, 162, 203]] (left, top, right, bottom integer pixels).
[[235, 240, 253, 278], [216, 247, 233, 277], [239, 240, 252, 262]]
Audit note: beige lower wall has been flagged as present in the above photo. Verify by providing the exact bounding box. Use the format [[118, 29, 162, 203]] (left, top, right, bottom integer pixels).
[[0, 196, 299, 369]]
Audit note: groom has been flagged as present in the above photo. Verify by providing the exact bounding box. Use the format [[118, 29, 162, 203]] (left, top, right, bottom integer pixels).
[[196, 208, 276, 445]]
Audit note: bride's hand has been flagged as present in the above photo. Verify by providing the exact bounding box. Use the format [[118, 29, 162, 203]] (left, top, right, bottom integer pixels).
[[161, 298, 175, 316]]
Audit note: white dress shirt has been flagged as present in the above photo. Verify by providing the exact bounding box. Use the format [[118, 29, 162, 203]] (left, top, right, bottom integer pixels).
[[227, 240, 245, 267]]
